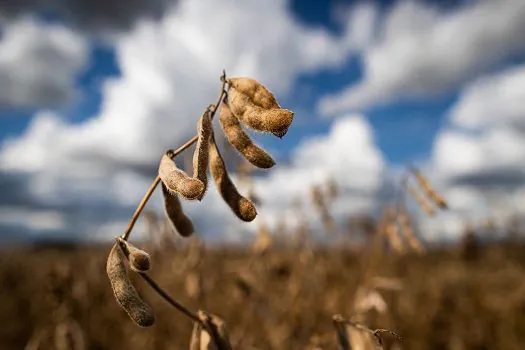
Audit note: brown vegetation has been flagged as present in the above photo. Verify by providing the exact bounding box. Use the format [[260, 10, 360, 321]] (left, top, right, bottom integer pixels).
[[2, 239, 525, 349]]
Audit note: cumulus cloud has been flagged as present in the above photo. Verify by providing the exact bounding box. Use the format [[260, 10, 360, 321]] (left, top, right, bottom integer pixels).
[[450, 64, 525, 130], [0, 16, 88, 109], [434, 64, 525, 187], [423, 63, 525, 240], [252, 115, 385, 233], [0, 0, 175, 33], [0, 0, 381, 241], [319, 0, 525, 115]]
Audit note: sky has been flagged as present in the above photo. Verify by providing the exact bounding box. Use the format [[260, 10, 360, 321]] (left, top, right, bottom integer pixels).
[[0, 0, 524, 245]]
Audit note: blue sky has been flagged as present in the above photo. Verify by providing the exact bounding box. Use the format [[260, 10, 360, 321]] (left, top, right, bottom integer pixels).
[[0, 0, 456, 164], [0, 0, 524, 244]]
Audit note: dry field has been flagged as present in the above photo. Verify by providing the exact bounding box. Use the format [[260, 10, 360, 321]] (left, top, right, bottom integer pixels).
[[1, 238, 525, 350]]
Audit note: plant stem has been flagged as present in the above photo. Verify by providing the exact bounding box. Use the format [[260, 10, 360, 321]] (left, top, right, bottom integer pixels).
[[138, 272, 201, 323], [121, 70, 228, 241]]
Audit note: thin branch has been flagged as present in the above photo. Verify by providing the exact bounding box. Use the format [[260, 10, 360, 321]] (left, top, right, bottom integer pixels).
[[114, 237, 200, 323], [343, 319, 402, 347], [115, 239, 225, 345], [138, 272, 200, 323], [333, 314, 402, 349], [121, 70, 228, 241]]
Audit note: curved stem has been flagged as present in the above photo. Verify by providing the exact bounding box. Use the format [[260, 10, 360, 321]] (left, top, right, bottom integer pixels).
[[138, 272, 200, 323], [121, 71, 228, 241]]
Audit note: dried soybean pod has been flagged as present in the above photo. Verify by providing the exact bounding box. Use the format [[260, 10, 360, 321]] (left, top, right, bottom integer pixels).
[[384, 221, 405, 255], [397, 208, 426, 254], [197, 310, 232, 350], [227, 77, 279, 109], [189, 320, 202, 350], [209, 135, 257, 222], [410, 167, 448, 209], [406, 183, 435, 216], [227, 88, 294, 138], [161, 183, 195, 237], [117, 238, 151, 272], [379, 207, 405, 254], [159, 152, 205, 200], [219, 101, 275, 169], [193, 110, 213, 200], [106, 243, 155, 327], [332, 315, 351, 350], [54, 320, 85, 350]]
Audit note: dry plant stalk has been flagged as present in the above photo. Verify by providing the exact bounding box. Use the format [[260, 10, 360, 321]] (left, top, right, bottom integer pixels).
[[190, 310, 232, 350], [209, 134, 257, 222], [375, 206, 405, 255], [106, 242, 155, 327], [311, 185, 337, 236], [410, 166, 448, 209], [397, 206, 426, 254], [251, 222, 273, 256], [24, 328, 48, 350], [185, 271, 202, 301], [377, 207, 405, 254], [25, 320, 86, 350], [54, 320, 85, 350], [406, 182, 435, 216], [332, 314, 402, 350], [333, 316, 352, 350], [384, 221, 405, 255]]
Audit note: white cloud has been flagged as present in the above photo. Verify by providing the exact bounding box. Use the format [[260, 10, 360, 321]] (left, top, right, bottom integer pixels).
[[425, 62, 525, 240], [450, 65, 525, 130], [319, 0, 525, 115], [433, 63, 525, 184], [0, 16, 88, 108], [0, 0, 176, 34], [0, 207, 66, 232], [1, 0, 370, 174], [252, 115, 385, 232], [0, 0, 380, 241]]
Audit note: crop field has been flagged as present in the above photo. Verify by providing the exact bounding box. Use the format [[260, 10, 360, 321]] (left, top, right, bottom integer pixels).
[[2, 236, 525, 350]]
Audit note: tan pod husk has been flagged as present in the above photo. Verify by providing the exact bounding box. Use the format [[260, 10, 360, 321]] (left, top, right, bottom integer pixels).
[[161, 183, 195, 237], [196, 310, 232, 350], [106, 243, 155, 327], [189, 320, 203, 350], [397, 208, 426, 254], [159, 153, 205, 200], [226, 77, 280, 109], [379, 207, 406, 254], [406, 183, 435, 216], [117, 238, 151, 272], [219, 101, 275, 169], [193, 111, 213, 200], [332, 315, 351, 350], [411, 167, 448, 209], [227, 87, 293, 138], [54, 320, 86, 350], [209, 135, 257, 222], [384, 222, 406, 255]]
